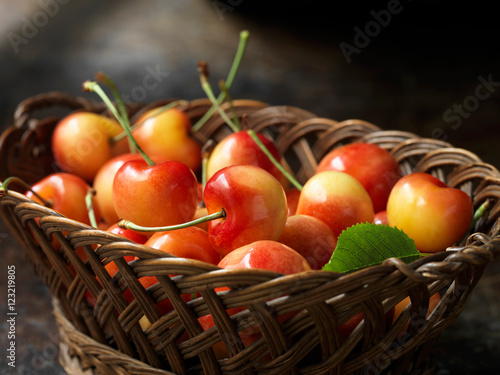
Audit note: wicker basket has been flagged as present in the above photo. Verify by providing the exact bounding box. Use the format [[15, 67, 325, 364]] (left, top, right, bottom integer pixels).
[[1, 91, 500, 375]]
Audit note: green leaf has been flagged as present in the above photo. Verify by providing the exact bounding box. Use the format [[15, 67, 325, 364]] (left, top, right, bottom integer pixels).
[[322, 223, 420, 273]]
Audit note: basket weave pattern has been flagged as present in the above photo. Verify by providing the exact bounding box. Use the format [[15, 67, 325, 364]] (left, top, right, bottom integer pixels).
[[1, 92, 500, 375]]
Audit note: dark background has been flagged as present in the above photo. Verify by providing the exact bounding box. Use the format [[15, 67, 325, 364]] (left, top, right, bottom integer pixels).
[[1, 1, 499, 373]]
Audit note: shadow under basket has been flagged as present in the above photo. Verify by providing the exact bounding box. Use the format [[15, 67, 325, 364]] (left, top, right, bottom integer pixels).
[[1, 91, 500, 375]]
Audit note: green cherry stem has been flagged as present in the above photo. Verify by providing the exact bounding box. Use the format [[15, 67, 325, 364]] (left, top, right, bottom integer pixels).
[[95, 72, 136, 153], [198, 63, 240, 133], [1, 176, 52, 207], [192, 30, 250, 132], [95, 73, 129, 129], [470, 199, 491, 231], [83, 80, 155, 166], [85, 188, 98, 229], [224, 30, 250, 90], [246, 129, 303, 191], [118, 209, 226, 232], [219, 79, 241, 130]]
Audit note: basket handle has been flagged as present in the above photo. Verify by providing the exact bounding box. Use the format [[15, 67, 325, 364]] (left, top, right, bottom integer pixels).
[[13, 91, 103, 129]]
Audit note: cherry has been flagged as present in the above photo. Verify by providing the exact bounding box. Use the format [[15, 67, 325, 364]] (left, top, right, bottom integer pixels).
[[118, 164, 289, 258], [132, 106, 202, 172], [113, 159, 199, 228], [204, 165, 288, 257], [93, 153, 143, 225], [144, 226, 221, 265], [84, 81, 200, 229], [52, 111, 128, 182]]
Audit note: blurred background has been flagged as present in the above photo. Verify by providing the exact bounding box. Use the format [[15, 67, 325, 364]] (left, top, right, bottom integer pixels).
[[1, 0, 499, 373]]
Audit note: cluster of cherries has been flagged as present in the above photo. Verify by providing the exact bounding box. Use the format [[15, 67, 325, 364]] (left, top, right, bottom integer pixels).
[[16, 96, 469, 354], [35, 96, 474, 269], [8, 31, 474, 357]]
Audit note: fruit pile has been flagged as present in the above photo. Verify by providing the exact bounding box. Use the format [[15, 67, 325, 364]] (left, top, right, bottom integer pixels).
[[19, 106, 476, 267], [0, 31, 479, 362]]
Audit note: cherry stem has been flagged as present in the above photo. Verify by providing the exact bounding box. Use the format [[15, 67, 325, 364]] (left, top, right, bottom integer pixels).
[[1, 176, 52, 207], [118, 209, 226, 232], [192, 30, 250, 132], [198, 63, 240, 133], [111, 100, 188, 143], [85, 188, 98, 229], [83, 80, 155, 166], [246, 129, 303, 191], [95, 71, 136, 153], [470, 199, 491, 231], [219, 79, 240, 130]]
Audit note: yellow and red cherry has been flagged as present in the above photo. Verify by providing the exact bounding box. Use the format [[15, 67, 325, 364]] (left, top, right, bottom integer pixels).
[[106, 222, 149, 244], [296, 171, 374, 238], [93, 153, 143, 225], [132, 106, 202, 172], [316, 142, 401, 213], [112, 159, 199, 228], [144, 226, 221, 266], [386, 172, 473, 253], [204, 165, 288, 257], [26, 172, 100, 226], [218, 240, 311, 274], [206, 130, 286, 187], [52, 112, 128, 182], [373, 210, 388, 225], [278, 214, 337, 270]]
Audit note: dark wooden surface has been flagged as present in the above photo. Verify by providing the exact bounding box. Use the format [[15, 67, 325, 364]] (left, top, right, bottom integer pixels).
[[1, 1, 499, 373]]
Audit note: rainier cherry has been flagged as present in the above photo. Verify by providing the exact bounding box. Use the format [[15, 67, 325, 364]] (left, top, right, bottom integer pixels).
[[144, 226, 220, 265], [26, 172, 100, 226], [24, 172, 100, 259], [206, 130, 287, 187], [218, 240, 311, 273], [132, 106, 202, 172], [93, 153, 143, 225], [117, 165, 289, 258], [278, 214, 337, 270], [52, 112, 128, 182], [83, 80, 200, 229], [106, 222, 149, 244], [316, 142, 401, 212], [373, 210, 388, 225], [113, 159, 199, 228], [386, 172, 473, 253], [204, 165, 288, 257], [199, 240, 310, 360], [296, 171, 374, 238]]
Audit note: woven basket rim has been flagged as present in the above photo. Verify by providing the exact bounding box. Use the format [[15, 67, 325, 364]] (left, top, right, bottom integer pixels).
[[2, 92, 500, 280], [2, 166, 499, 283]]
